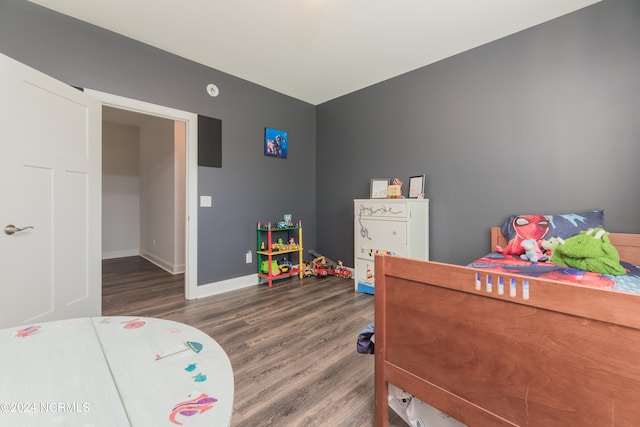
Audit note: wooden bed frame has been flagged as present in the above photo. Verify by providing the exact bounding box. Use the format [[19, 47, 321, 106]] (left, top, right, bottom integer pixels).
[[375, 228, 640, 426]]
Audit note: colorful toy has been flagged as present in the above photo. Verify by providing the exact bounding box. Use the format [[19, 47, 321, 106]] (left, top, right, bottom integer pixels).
[[306, 250, 353, 279], [541, 236, 564, 259], [551, 228, 626, 275], [271, 239, 285, 251], [278, 259, 292, 273], [261, 260, 280, 275], [312, 255, 329, 277], [278, 264, 289, 273], [302, 261, 314, 277], [497, 215, 550, 255], [315, 265, 329, 277], [335, 260, 352, 279], [520, 239, 547, 263]]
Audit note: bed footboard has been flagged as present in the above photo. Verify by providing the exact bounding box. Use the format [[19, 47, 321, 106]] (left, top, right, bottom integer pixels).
[[374, 255, 640, 427]]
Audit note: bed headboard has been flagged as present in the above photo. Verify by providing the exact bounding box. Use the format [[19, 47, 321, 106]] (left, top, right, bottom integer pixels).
[[490, 227, 509, 250], [490, 227, 640, 266]]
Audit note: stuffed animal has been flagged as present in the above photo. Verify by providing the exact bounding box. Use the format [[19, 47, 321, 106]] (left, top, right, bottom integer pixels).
[[551, 228, 626, 275], [540, 236, 564, 259], [520, 239, 547, 263], [497, 215, 550, 255]]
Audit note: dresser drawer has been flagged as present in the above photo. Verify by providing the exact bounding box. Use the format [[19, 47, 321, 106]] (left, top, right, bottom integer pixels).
[[356, 201, 407, 219], [355, 244, 407, 261], [356, 218, 406, 249]]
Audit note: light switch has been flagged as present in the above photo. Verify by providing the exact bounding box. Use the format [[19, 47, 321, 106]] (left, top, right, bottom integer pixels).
[[200, 196, 212, 207]]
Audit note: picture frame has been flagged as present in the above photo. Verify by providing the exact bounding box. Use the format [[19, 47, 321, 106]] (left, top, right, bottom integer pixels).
[[370, 178, 390, 199], [264, 127, 288, 159], [408, 175, 425, 198]]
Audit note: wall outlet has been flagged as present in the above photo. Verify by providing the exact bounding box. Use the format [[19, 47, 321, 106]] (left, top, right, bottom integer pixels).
[[245, 250, 252, 264]]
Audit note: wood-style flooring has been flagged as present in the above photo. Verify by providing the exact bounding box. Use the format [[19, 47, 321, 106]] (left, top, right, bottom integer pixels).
[[102, 256, 406, 427]]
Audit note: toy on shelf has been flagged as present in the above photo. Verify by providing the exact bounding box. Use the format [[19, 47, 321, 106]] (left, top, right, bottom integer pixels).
[[270, 237, 300, 252], [278, 258, 292, 273], [287, 237, 299, 249], [261, 260, 280, 275], [271, 238, 285, 252]]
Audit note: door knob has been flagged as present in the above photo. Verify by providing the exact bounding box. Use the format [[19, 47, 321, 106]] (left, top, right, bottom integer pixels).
[[4, 224, 34, 235]]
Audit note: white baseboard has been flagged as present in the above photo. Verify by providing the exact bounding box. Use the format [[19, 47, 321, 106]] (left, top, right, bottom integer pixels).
[[173, 263, 185, 274], [193, 274, 259, 299], [191, 264, 354, 300], [102, 250, 184, 274], [191, 265, 354, 300], [102, 249, 140, 260], [140, 250, 182, 275]]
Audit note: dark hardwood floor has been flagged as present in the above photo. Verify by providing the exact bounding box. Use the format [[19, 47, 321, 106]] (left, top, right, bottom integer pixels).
[[102, 256, 406, 426]]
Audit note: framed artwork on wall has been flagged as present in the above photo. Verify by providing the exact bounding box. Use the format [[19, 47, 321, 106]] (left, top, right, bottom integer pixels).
[[408, 175, 425, 198], [264, 127, 288, 158], [370, 178, 389, 199]]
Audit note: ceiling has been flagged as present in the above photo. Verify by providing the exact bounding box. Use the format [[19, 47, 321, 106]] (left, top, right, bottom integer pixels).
[[30, 0, 600, 105]]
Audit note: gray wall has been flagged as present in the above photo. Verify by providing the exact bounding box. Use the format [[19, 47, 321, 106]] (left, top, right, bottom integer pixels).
[[0, 0, 317, 285], [2, 0, 639, 279], [316, 0, 640, 266]]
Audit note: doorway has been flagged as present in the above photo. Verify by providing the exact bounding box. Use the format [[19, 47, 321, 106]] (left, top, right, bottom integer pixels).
[[86, 89, 198, 300], [102, 107, 185, 270]]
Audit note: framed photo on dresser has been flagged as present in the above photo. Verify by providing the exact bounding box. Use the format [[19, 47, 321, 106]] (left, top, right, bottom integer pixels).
[[408, 175, 425, 198], [370, 178, 389, 199]]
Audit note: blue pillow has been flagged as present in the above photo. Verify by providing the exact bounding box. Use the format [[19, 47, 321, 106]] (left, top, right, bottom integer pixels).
[[501, 210, 605, 243]]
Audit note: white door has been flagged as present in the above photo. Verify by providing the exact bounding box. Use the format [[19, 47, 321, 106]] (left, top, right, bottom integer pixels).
[[0, 53, 101, 328]]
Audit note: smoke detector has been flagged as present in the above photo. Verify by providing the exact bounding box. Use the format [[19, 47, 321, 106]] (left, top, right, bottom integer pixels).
[[206, 83, 219, 97]]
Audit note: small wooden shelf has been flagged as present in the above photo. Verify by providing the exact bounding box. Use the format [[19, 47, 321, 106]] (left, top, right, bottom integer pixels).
[[257, 221, 303, 287], [257, 267, 301, 281], [257, 248, 300, 256]]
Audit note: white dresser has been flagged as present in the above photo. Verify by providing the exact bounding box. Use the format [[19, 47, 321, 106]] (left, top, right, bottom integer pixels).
[[354, 199, 429, 293]]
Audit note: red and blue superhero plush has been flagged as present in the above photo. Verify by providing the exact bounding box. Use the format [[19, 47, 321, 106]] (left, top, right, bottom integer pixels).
[[497, 215, 549, 256]]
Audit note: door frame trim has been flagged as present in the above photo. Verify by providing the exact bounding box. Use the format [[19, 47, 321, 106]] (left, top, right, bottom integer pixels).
[[86, 89, 198, 300]]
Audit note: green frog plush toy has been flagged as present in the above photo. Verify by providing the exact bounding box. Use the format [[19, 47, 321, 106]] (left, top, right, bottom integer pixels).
[[551, 228, 626, 275]]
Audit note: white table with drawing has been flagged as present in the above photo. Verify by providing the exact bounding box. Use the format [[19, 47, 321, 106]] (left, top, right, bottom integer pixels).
[[0, 316, 234, 426]]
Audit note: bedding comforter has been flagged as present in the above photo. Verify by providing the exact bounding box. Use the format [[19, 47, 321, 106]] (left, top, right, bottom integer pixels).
[[468, 252, 640, 294]]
